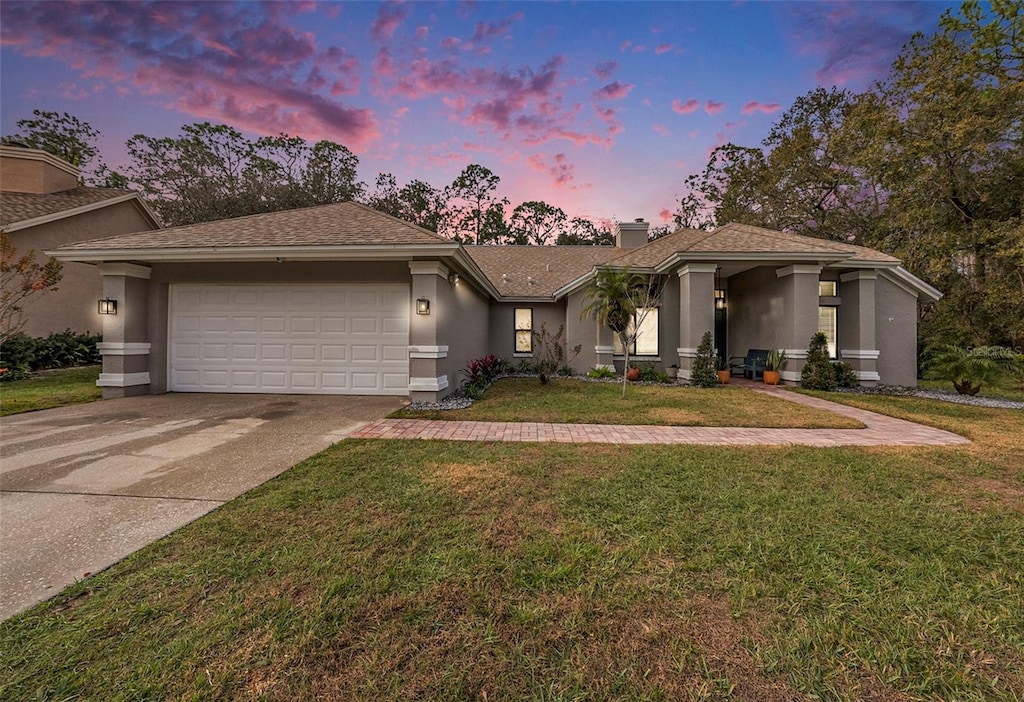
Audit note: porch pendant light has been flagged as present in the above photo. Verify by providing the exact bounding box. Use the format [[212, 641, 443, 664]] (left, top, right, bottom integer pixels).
[[714, 268, 726, 310]]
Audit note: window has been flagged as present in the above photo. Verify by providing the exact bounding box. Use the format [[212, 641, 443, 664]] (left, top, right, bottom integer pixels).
[[818, 306, 837, 358], [514, 308, 533, 353], [819, 280, 837, 297], [613, 307, 659, 356]]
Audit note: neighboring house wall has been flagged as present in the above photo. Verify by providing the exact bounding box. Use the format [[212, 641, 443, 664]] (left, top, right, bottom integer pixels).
[[7, 201, 155, 337], [875, 276, 919, 387], [144, 261, 411, 394]]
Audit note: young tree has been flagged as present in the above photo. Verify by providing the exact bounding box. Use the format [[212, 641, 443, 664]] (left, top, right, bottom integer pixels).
[[0, 234, 63, 344], [800, 332, 837, 390], [581, 268, 664, 398], [690, 330, 719, 387]]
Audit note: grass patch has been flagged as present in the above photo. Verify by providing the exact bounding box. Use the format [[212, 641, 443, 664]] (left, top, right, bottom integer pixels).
[[0, 366, 101, 416], [3, 397, 1023, 700], [917, 378, 1024, 402], [393, 377, 863, 429]]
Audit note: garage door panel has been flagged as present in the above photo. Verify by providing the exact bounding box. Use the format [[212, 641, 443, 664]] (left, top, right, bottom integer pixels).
[[170, 284, 409, 395]]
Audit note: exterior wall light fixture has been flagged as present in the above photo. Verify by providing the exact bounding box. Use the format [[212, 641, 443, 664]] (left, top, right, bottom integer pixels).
[[98, 298, 118, 315], [416, 298, 430, 315], [714, 289, 726, 310]]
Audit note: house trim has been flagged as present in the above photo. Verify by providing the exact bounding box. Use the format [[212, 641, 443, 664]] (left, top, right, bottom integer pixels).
[[409, 375, 449, 392], [409, 345, 449, 359], [97, 262, 152, 279], [97, 342, 152, 356], [97, 372, 151, 387], [841, 349, 880, 360]]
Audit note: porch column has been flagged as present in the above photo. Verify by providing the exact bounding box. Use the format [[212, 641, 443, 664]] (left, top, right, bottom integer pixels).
[[839, 270, 879, 385], [95, 263, 151, 399], [676, 263, 717, 379], [594, 322, 616, 371], [776, 264, 822, 382], [408, 261, 449, 403]]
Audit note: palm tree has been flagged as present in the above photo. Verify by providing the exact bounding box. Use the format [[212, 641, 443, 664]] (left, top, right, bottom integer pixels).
[[925, 345, 1020, 395], [581, 267, 661, 398]]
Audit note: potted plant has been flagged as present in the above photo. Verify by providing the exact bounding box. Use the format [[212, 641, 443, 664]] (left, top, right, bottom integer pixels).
[[763, 349, 787, 385], [715, 356, 730, 384], [626, 364, 641, 381], [666, 363, 679, 380]]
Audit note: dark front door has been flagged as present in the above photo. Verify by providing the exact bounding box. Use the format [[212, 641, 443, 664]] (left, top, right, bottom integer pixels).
[[714, 305, 727, 361]]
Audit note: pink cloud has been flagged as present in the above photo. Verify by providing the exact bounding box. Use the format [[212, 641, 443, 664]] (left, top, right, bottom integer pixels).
[[620, 40, 632, 52], [659, 208, 673, 223], [470, 12, 523, 43], [393, 106, 410, 118], [528, 152, 576, 187], [440, 36, 461, 49], [592, 80, 633, 101], [593, 61, 618, 79], [652, 124, 671, 137], [741, 101, 782, 115], [370, 2, 408, 42], [0, 2, 379, 148], [415, 25, 429, 40], [654, 43, 673, 55], [671, 98, 700, 115], [705, 100, 725, 115]]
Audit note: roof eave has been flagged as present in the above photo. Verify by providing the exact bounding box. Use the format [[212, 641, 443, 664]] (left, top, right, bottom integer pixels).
[[882, 266, 943, 301], [46, 242, 463, 263], [2, 192, 160, 233]]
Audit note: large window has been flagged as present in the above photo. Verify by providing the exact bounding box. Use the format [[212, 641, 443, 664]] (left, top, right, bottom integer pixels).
[[818, 306, 837, 358], [614, 307, 659, 356], [514, 308, 533, 353]]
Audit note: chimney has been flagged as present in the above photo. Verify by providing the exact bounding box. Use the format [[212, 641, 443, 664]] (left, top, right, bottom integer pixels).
[[615, 218, 649, 249], [0, 145, 80, 194]]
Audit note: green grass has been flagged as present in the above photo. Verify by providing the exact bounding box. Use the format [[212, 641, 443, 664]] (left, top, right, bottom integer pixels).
[[3, 396, 1022, 700], [0, 365, 101, 416], [393, 377, 864, 429], [917, 378, 1024, 402]]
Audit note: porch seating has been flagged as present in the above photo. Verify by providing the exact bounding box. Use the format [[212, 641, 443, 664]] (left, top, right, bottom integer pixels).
[[731, 349, 769, 380]]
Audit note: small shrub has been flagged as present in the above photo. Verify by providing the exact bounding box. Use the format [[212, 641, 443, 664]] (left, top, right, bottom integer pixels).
[[533, 323, 581, 385], [833, 361, 859, 388], [0, 330, 101, 382], [690, 330, 718, 387], [801, 332, 837, 390], [636, 363, 671, 383], [515, 358, 536, 374], [587, 366, 616, 379], [460, 353, 511, 398]]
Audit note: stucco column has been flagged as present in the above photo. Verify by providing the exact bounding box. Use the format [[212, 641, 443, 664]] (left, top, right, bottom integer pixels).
[[839, 270, 879, 385], [776, 264, 822, 382], [408, 261, 449, 402], [676, 263, 717, 379], [95, 263, 151, 398]]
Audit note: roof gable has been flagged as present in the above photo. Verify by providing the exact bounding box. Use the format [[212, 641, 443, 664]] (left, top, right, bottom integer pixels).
[[0, 188, 158, 231]]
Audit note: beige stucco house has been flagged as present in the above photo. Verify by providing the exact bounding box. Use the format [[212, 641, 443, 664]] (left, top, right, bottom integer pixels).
[[48, 201, 940, 400], [0, 146, 161, 337]]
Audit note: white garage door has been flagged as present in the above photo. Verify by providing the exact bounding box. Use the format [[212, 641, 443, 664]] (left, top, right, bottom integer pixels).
[[169, 284, 409, 395]]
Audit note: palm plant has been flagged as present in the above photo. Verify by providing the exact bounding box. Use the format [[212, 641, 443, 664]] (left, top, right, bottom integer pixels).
[[581, 267, 662, 398], [925, 345, 1021, 395]]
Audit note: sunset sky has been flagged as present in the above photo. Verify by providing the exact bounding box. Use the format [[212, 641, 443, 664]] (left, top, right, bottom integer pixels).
[[1, 1, 955, 226]]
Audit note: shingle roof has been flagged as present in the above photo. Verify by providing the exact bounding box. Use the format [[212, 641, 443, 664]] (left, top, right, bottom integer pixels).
[[58, 201, 450, 250], [0, 187, 134, 227], [607, 228, 714, 268], [466, 245, 620, 297]]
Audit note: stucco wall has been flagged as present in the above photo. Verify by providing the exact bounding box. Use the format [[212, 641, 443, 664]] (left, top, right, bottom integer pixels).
[[439, 279, 491, 390], [488, 301, 566, 367], [876, 275, 919, 386], [8, 201, 155, 337], [726, 266, 790, 359]]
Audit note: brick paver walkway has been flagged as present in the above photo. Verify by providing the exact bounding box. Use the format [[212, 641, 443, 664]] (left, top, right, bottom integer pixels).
[[351, 387, 970, 447]]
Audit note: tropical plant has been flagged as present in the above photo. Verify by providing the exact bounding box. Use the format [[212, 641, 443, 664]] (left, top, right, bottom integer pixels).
[[714, 355, 729, 371], [924, 345, 1021, 395], [586, 366, 617, 380], [800, 333, 836, 390], [690, 331, 719, 387], [765, 348, 788, 372], [832, 361, 859, 389], [581, 268, 664, 398]]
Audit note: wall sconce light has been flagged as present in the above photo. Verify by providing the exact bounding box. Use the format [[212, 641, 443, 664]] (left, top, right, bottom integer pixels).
[[416, 298, 430, 315], [449, 273, 460, 286], [98, 298, 118, 315], [714, 289, 726, 310]]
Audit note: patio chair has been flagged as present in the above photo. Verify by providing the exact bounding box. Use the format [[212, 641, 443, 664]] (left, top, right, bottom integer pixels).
[[731, 349, 769, 380]]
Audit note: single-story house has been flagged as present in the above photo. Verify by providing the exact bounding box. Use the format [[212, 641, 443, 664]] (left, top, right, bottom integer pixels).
[[0, 145, 162, 337], [48, 202, 941, 400]]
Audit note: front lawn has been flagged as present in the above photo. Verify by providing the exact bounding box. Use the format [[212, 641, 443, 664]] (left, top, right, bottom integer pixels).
[[393, 377, 864, 428], [0, 365, 101, 416], [2, 396, 1022, 700]]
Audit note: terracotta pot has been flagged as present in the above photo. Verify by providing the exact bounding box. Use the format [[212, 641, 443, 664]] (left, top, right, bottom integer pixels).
[[763, 370, 781, 386], [717, 370, 731, 385], [626, 367, 641, 381]]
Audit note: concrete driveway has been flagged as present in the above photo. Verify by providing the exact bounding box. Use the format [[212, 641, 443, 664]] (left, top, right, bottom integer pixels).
[[0, 393, 404, 620]]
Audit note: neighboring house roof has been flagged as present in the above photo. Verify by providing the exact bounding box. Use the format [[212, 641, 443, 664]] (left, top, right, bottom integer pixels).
[[57, 201, 448, 250], [0, 188, 161, 232], [466, 245, 619, 298]]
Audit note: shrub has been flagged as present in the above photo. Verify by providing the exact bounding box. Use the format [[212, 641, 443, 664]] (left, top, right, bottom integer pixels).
[[587, 366, 616, 380], [533, 323, 581, 385], [460, 353, 511, 398], [800, 332, 837, 390], [690, 330, 718, 387], [924, 345, 1021, 395], [832, 361, 859, 388], [0, 330, 101, 382]]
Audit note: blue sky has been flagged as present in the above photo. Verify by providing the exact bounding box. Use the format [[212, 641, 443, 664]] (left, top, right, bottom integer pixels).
[[0, 1, 955, 226]]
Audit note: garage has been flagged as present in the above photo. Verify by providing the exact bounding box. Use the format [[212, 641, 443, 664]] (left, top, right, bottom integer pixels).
[[169, 283, 410, 395]]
